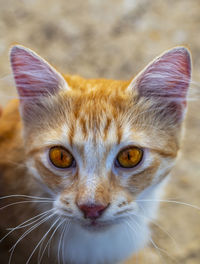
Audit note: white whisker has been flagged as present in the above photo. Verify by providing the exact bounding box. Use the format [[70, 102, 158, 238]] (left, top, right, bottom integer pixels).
[[8, 212, 55, 264], [127, 213, 178, 263], [125, 218, 139, 241], [0, 209, 54, 243], [149, 237, 178, 264], [129, 211, 178, 249], [58, 220, 71, 264], [26, 217, 61, 264], [137, 199, 200, 211], [38, 218, 65, 264], [149, 237, 166, 264], [61, 221, 71, 264], [0, 200, 53, 210], [0, 194, 54, 201]]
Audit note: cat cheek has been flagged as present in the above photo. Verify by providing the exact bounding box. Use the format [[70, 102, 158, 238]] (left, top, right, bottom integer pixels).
[[53, 198, 74, 217]]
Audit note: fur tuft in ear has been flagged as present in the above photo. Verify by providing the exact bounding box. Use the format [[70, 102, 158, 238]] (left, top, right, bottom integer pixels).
[[128, 47, 191, 121], [10, 45, 69, 101]]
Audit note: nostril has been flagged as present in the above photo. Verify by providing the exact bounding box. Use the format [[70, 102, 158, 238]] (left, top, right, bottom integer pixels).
[[78, 203, 108, 219]]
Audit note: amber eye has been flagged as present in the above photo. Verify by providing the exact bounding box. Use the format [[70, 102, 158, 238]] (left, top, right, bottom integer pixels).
[[116, 147, 143, 168], [49, 147, 74, 168]]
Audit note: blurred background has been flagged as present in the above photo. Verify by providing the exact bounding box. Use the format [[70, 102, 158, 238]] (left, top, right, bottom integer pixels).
[[0, 0, 200, 263]]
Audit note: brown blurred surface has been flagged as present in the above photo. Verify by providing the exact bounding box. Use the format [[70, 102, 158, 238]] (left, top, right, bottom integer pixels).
[[0, 0, 200, 263]]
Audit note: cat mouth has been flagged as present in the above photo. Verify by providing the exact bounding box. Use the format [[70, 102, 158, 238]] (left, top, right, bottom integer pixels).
[[80, 219, 116, 232], [58, 209, 121, 231]]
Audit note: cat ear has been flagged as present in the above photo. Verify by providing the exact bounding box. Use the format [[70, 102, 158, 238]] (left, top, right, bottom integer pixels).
[[128, 47, 191, 121], [10, 45, 69, 101]]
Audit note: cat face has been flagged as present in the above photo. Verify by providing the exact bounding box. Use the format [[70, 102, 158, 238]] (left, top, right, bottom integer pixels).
[[10, 45, 191, 231]]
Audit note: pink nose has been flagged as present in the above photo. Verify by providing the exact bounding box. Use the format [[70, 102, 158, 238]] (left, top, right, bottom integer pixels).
[[78, 203, 108, 219]]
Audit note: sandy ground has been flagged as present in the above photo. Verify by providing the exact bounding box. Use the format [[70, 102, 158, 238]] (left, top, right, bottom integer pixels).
[[0, 0, 200, 263]]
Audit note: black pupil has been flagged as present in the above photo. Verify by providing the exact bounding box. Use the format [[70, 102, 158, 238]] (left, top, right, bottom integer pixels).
[[60, 151, 64, 160]]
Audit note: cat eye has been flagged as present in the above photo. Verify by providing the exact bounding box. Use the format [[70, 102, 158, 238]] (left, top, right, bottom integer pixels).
[[116, 147, 143, 168], [49, 146, 75, 169]]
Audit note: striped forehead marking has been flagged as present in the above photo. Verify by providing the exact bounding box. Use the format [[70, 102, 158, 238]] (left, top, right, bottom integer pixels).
[[66, 114, 123, 147]]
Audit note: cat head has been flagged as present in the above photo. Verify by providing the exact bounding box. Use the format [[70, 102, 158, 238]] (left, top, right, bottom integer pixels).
[[10, 45, 191, 230]]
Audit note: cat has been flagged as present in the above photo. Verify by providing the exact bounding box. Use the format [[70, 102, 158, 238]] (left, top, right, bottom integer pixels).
[[0, 45, 191, 264]]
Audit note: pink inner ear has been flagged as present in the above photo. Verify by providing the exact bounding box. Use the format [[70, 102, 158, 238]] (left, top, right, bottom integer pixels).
[[10, 46, 67, 100], [135, 48, 191, 106]]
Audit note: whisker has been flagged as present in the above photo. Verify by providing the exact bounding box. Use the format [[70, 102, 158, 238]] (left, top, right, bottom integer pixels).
[[125, 218, 140, 240], [38, 218, 65, 264], [0, 194, 54, 201], [149, 237, 178, 264], [26, 217, 61, 264], [136, 199, 200, 211], [126, 218, 165, 263], [58, 223, 65, 264], [149, 237, 166, 264], [61, 221, 71, 264], [128, 211, 178, 250], [58, 220, 71, 264], [8, 209, 55, 231], [127, 215, 178, 263], [0, 200, 53, 210], [8, 212, 55, 264], [0, 209, 54, 243]]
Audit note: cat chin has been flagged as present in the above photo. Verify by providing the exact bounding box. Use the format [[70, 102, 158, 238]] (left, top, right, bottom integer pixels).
[[65, 216, 121, 233], [59, 180, 167, 264], [80, 221, 114, 232], [61, 217, 150, 264], [78, 217, 126, 233]]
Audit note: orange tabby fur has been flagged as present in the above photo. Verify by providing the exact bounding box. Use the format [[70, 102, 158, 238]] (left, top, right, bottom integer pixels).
[[0, 78, 141, 264], [0, 46, 191, 264], [0, 75, 179, 263]]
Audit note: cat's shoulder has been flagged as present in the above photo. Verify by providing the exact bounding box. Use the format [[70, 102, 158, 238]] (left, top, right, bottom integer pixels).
[[0, 99, 22, 158], [0, 99, 21, 136]]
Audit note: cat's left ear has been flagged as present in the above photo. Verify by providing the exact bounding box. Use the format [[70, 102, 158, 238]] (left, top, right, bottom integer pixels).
[[10, 45, 69, 101], [127, 47, 191, 121]]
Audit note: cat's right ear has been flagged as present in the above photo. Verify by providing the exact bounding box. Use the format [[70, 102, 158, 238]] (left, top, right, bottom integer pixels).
[[10, 45, 70, 101]]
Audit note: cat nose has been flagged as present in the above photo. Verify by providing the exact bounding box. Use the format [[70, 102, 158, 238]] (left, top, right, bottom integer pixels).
[[78, 203, 108, 219]]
